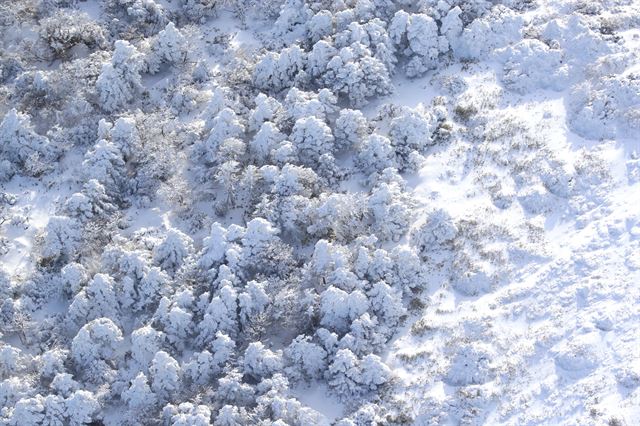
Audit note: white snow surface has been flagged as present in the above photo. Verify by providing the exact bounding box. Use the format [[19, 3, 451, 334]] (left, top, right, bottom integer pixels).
[[386, 74, 640, 424]]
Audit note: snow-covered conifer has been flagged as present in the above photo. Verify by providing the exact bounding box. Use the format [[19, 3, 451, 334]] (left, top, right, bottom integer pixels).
[[368, 178, 414, 242], [356, 134, 396, 173], [179, 0, 219, 22], [70, 318, 122, 383], [152, 22, 186, 68], [290, 116, 334, 167], [0, 345, 21, 379], [66, 390, 101, 425], [154, 297, 194, 351], [68, 273, 119, 326], [327, 348, 360, 398], [122, 372, 156, 410], [250, 121, 285, 164], [96, 40, 143, 112], [242, 342, 283, 380], [65, 179, 116, 221], [0, 109, 54, 178], [367, 281, 405, 329], [38, 348, 69, 380], [284, 335, 327, 380], [358, 354, 390, 391], [339, 312, 385, 355], [322, 45, 391, 106], [149, 350, 181, 401], [238, 280, 269, 332], [249, 93, 283, 132], [131, 325, 165, 372], [335, 109, 368, 152], [198, 222, 228, 274], [153, 229, 194, 274], [320, 286, 369, 333], [198, 108, 245, 165], [82, 139, 127, 200], [41, 216, 81, 263], [50, 373, 78, 398], [253, 46, 306, 93], [273, 0, 313, 40], [197, 284, 238, 347], [8, 394, 66, 426], [137, 266, 171, 311], [307, 40, 338, 78], [163, 402, 212, 426], [308, 10, 334, 43], [240, 218, 278, 264], [214, 405, 247, 426]]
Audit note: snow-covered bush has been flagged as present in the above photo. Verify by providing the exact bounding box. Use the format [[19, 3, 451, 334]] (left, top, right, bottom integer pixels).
[[253, 45, 306, 93], [444, 343, 494, 386], [40, 11, 105, 58], [411, 209, 458, 257], [499, 39, 570, 93], [567, 75, 640, 139], [1, 0, 633, 422], [452, 5, 524, 60]]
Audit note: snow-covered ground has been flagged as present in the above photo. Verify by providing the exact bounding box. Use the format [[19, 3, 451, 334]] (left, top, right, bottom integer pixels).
[[385, 69, 640, 424]]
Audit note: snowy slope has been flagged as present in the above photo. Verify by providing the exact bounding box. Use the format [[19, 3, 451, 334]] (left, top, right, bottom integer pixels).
[[382, 17, 640, 426]]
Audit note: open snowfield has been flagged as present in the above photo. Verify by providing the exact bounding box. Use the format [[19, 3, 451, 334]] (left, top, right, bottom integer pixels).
[[1, 0, 639, 424]]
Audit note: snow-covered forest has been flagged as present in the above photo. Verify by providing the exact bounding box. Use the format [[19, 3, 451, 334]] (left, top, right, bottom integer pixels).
[[1, 0, 639, 424]]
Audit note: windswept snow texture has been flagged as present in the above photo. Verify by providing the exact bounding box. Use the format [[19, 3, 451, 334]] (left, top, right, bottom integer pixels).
[[1, 0, 639, 425]]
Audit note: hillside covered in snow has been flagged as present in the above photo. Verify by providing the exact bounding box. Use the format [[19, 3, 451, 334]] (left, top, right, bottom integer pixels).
[[0, 0, 639, 424]]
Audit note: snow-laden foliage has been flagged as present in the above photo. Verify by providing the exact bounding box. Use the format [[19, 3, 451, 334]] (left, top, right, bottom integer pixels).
[[0, 109, 55, 179], [1, 0, 639, 424], [96, 40, 144, 113]]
